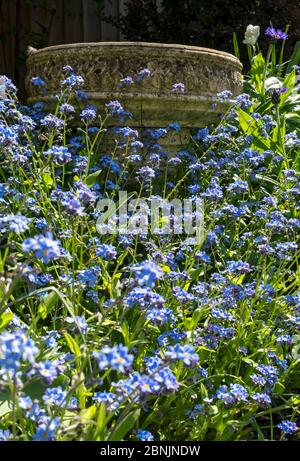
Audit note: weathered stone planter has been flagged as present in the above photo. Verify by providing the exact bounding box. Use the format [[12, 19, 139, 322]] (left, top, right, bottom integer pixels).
[[26, 42, 242, 148]]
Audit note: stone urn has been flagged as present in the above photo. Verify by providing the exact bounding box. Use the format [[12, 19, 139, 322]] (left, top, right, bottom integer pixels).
[[26, 42, 242, 149]]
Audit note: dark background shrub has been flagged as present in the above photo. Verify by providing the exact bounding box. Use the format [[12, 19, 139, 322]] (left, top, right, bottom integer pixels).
[[104, 0, 300, 67]]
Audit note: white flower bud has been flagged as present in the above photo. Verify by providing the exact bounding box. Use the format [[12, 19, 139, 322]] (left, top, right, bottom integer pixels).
[[243, 25, 260, 46]]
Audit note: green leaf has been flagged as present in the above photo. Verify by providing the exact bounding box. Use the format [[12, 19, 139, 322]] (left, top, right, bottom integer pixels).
[[64, 332, 81, 357], [0, 399, 12, 417], [279, 70, 296, 106], [191, 307, 206, 329], [216, 423, 234, 441], [231, 274, 246, 284], [121, 320, 130, 346], [85, 169, 102, 186], [286, 41, 300, 74], [238, 109, 254, 132], [282, 69, 296, 92], [160, 264, 171, 273], [183, 316, 193, 330], [271, 43, 276, 68], [38, 291, 59, 319], [273, 382, 285, 395], [190, 267, 204, 281], [109, 409, 140, 441], [42, 172, 54, 187], [0, 310, 13, 331], [80, 405, 97, 424], [207, 405, 219, 416], [237, 109, 270, 150], [97, 403, 106, 433], [250, 53, 265, 93], [232, 32, 240, 60]]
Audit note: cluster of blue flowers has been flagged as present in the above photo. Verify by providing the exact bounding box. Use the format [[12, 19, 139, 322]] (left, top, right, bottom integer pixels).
[[0, 34, 299, 441], [94, 345, 134, 373], [22, 232, 63, 264]]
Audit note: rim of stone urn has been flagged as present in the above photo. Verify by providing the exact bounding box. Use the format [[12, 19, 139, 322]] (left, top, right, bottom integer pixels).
[[26, 41, 242, 69]]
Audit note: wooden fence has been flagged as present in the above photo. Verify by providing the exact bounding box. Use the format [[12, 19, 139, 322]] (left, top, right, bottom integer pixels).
[[0, 0, 126, 96]]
